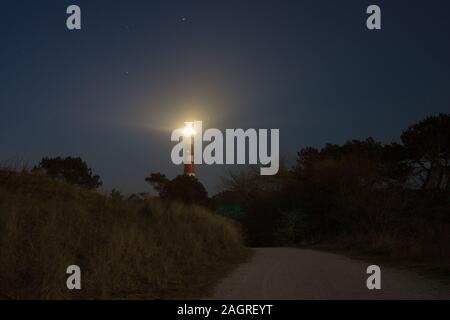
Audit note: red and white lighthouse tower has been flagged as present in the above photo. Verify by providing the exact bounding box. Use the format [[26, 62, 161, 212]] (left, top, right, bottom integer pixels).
[[183, 122, 196, 176]]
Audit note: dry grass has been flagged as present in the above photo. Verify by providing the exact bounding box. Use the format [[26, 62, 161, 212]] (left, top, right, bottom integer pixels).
[[0, 169, 248, 299]]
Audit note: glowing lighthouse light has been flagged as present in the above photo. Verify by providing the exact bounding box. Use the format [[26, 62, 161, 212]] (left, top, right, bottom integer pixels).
[[183, 122, 196, 176], [182, 122, 196, 137]]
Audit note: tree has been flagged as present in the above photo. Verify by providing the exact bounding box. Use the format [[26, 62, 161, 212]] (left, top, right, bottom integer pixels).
[[401, 113, 450, 192], [145, 173, 209, 206], [145, 173, 169, 195], [295, 138, 409, 190], [219, 166, 292, 246], [35, 157, 102, 189], [291, 138, 411, 238]]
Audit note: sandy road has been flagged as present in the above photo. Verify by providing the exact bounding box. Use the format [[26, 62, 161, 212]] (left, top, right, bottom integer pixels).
[[212, 248, 450, 300]]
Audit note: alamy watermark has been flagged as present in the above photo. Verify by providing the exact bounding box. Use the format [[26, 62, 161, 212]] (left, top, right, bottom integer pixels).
[[171, 121, 280, 175], [65, 4, 381, 31]]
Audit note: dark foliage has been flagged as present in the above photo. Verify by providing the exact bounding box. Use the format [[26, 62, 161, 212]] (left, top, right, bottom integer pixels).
[[219, 114, 450, 260], [146, 173, 210, 207], [401, 113, 450, 192], [35, 156, 102, 190]]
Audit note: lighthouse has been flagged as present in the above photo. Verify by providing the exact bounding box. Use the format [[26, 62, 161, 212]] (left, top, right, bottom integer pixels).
[[183, 122, 196, 176]]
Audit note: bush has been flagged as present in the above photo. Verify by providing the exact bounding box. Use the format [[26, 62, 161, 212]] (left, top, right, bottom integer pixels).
[[35, 157, 102, 190], [0, 169, 247, 299], [145, 173, 210, 207]]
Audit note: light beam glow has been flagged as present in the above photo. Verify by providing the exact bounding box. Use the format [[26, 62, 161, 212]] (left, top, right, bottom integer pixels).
[[182, 122, 196, 137]]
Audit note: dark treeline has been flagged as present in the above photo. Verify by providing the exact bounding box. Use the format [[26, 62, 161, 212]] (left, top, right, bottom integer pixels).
[[36, 114, 449, 262], [215, 114, 450, 260]]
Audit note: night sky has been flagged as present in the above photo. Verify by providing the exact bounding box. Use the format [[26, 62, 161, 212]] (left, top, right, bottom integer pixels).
[[1, 0, 449, 195]]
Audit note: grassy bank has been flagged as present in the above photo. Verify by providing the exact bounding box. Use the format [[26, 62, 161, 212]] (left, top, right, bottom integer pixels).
[[0, 169, 248, 299]]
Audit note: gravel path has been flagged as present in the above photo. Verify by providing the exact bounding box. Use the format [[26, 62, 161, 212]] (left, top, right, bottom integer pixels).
[[212, 248, 450, 300]]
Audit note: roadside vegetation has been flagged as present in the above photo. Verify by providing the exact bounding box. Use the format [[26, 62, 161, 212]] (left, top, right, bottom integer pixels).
[[216, 114, 450, 269], [1, 113, 449, 298], [0, 168, 247, 299]]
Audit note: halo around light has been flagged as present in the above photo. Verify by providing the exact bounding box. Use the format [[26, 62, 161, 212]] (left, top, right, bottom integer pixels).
[[182, 122, 196, 136]]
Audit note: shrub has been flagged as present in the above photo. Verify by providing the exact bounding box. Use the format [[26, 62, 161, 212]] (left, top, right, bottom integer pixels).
[[34, 157, 102, 190], [0, 169, 247, 299]]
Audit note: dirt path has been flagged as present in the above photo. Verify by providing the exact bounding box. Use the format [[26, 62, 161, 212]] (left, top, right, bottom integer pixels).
[[212, 248, 450, 300]]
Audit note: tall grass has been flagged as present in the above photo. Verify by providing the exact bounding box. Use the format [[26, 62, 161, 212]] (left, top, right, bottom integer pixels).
[[0, 169, 247, 299]]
